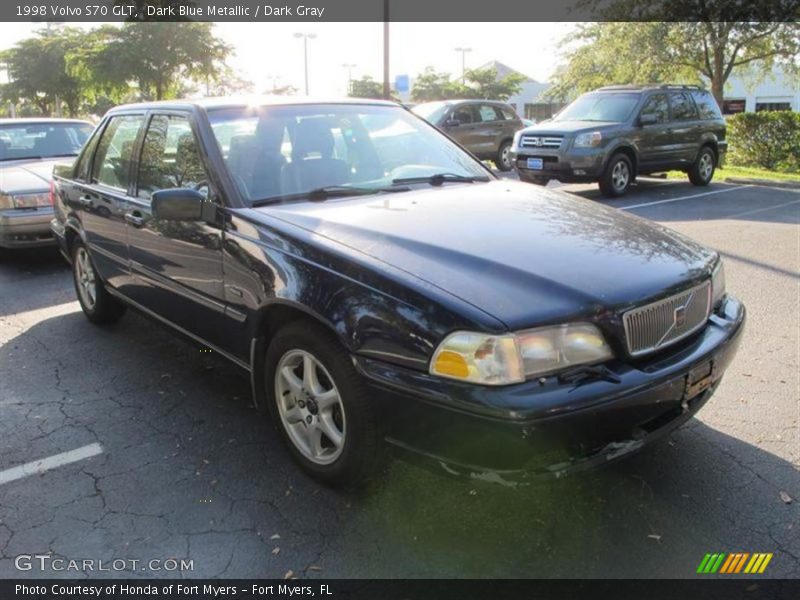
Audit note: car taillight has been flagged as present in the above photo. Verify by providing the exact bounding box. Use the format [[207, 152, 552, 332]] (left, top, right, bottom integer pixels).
[[49, 179, 56, 206]]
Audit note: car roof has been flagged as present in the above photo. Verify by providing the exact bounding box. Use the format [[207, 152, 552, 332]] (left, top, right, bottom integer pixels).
[[0, 118, 93, 125], [417, 99, 511, 106], [108, 95, 401, 114], [595, 84, 707, 93]]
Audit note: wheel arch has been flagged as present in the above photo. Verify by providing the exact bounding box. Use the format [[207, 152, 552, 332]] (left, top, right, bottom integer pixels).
[[606, 144, 638, 176]]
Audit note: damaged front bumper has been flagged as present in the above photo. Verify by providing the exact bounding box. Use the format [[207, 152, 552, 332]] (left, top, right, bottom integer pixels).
[[357, 295, 746, 482]]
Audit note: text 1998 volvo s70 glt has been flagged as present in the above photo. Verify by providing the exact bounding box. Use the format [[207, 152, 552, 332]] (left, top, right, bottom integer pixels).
[[51, 98, 744, 484]]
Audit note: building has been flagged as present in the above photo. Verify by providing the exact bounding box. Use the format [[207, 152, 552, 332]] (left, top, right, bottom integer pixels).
[[479, 60, 563, 121], [721, 69, 800, 114]]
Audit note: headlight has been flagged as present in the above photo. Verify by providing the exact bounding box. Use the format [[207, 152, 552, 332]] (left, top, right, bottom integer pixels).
[[0, 193, 50, 210], [430, 323, 614, 385], [711, 259, 726, 309], [574, 131, 603, 147], [430, 332, 524, 386]]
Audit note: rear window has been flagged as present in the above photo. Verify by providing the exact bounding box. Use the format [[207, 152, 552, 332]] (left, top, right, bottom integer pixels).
[[0, 122, 93, 162], [691, 91, 723, 120]]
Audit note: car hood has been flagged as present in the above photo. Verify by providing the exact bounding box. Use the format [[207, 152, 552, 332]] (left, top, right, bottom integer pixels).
[[0, 158, 70, 194], [262, 181, 716, 329], [521, 120, 619, 135]]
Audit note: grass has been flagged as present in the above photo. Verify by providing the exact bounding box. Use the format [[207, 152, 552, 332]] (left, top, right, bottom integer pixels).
[[664, 165, 800, 183]]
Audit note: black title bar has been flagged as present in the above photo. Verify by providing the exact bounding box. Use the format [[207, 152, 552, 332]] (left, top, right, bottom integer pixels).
[[4, 0, 800, 22]]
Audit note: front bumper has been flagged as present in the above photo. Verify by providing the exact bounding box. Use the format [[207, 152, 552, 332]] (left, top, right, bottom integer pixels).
[[0, 207, 55, 248], [358, 296, 745, 480], [511, 145, 608, 183]]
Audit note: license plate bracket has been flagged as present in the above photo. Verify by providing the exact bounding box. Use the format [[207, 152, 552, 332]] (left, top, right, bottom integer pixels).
[[685, 360, 714, 400]]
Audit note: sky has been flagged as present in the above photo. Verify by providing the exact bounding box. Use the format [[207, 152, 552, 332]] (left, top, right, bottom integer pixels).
[[0, 22, 576, 96]]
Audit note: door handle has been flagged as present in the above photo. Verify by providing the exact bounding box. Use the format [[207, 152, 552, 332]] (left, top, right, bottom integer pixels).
[[124, 212, 145, 227], [77, 195, 92, 207]]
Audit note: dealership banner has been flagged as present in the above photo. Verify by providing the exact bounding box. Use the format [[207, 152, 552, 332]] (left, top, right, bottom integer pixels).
[[3, 0, 799, 22]]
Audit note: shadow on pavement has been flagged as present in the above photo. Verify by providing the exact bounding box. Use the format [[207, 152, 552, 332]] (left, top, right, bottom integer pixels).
[[1, 308, 797, 578]]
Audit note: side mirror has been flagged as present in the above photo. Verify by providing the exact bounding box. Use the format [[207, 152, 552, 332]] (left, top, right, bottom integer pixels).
[[151, 188, 208, 221], [444, 119, 461, 128], [639, 114, 658, 126]]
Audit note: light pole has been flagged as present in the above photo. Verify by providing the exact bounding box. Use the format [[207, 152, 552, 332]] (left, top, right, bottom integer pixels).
[[454, 47, 472, 83], [294, 32, 316, 96], [266, 74, 281, 93], [342, 63, 356, 95]]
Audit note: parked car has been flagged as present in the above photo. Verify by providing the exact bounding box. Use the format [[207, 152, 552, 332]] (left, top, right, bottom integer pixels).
[[0, 119, 93, 249], [511, 85, 727, 197], [52, 98, 744, 485], [412, 99, 523, 171]]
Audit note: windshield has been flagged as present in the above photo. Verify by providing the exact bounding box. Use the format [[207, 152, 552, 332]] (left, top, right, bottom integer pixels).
[[554, 93, 639, 123], [208, 103, 489, 205], [0, 122, 93, 161], [410, 102, 449, 124]]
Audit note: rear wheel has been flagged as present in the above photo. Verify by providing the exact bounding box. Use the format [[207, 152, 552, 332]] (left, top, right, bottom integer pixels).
[[71, 241, 125, 324], [599, 153, 633, 198], [265, 320, 382, 486], [495, 141, 513, 171], [688, 146, 716, 186]]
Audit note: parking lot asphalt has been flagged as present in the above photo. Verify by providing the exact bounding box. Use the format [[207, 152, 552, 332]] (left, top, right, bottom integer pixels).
[[0, 178, 798, 579]]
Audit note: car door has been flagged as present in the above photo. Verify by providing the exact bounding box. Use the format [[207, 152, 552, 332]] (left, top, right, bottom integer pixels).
[[71, 113, 146, 290], [635, 93, 672, 170], [473, 104, 507, 157], [124, 111, 229, 349], [443, 104, 481, 153], [667, 91, 700, 167]]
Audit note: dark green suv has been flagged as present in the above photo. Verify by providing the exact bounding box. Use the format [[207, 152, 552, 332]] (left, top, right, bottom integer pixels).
[[511, 85, 727, 197]]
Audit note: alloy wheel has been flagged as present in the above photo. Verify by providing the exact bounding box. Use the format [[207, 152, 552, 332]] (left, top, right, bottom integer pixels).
[[612, 160, 630, 191], [75, 247, 97, 309], [699, 152, 714, 181], [275, 349, 346, 465]]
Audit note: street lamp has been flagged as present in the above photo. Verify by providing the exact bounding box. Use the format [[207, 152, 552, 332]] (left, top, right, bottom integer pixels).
[[294, 32, 317, 96], [342, 63, 357, 94], [454, 47, 472, 82]]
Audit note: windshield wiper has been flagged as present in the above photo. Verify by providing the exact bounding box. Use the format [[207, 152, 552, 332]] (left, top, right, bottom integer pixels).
[[251, 184, 411, 207], [391, 173, 490, 187]]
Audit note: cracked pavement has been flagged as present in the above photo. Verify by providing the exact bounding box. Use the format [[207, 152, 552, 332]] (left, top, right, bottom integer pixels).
[[0, 178, 798, 579]]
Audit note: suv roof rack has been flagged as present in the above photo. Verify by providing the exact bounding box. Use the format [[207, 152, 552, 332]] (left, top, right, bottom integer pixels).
[[597, 84, 707, 92]]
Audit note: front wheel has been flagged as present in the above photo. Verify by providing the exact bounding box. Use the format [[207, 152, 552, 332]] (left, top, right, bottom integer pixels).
[[495, 141, 513, 171], [688, 147, 716, 186], [265, 320, 382, 486], [599, 153, 633, 198], [71, 241, 125, 324]]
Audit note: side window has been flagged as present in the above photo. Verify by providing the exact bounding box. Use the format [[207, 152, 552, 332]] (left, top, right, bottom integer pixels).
[[137, 115, 207, 200], [500, 106, 518, 120], [478, 105, 502, 122], [669, 92, 698, 121], [91, 115, 144, 190], [451, 105, 476, 125], [691, 91, 722, 120], [75, 127, 101, 182], [640, 94, 669, 124]]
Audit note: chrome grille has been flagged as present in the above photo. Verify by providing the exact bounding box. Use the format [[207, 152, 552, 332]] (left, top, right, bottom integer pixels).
[[520, 135, 563, 149], [623, 281, 711, 357]]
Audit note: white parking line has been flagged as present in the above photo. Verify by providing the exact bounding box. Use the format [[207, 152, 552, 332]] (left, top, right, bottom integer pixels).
[[0, 443, 103, 486], [619, 185, 751, 211]]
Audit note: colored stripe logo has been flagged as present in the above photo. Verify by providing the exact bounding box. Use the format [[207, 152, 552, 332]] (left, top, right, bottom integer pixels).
[[697, 553, 773, 574]]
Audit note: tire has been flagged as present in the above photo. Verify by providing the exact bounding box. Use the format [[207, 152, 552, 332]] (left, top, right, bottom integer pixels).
[[688, 146, 716, 186], [265, 320, 382, 486], [71, 240, 126, 324], [599, 153, 634, 198], [495, 141, 513, 172]]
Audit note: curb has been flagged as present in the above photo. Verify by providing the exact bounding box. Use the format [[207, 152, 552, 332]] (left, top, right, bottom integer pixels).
[[724, 177, 800, 190]]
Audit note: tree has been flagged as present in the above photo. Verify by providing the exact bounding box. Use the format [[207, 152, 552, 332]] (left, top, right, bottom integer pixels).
[[0, 27, 89, 117], [549, 3, 800, 107], [348, 76, 390, 99], [464, 67, 526, 101], [411, 66, 526, 102], [71, 22, 232, 101]]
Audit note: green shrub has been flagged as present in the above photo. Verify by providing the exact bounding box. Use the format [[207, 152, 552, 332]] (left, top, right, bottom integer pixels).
[[727, 111, 800, 173]]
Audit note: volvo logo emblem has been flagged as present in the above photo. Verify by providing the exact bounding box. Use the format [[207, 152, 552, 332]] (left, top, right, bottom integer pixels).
[[674, 306, 687, 329]]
